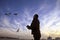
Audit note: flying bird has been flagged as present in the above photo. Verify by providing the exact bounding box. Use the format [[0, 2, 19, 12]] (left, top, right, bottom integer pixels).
[[14, 13, 18, 15], [16, 28, 19, 32], [5, 13, 11, 16]]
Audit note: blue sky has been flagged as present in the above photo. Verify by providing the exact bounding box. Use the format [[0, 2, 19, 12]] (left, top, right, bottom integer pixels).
[[0, 0, 60, 39]]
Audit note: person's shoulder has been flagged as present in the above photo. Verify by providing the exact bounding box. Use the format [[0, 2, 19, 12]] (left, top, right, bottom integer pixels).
[[38, 20, 40, 23]]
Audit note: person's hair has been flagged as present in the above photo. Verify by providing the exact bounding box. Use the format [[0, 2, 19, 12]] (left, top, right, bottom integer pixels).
[[33, 14, 38, 20], [34, 14, 38, 18]]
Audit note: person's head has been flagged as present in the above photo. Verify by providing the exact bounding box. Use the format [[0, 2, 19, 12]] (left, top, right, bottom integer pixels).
[[33, 14, 38, 20]]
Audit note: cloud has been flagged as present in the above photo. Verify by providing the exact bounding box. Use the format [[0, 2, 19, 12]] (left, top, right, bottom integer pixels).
[[0, 28, 18, 38], [0, 27, 33, 39], [40, 0, 60, 38]]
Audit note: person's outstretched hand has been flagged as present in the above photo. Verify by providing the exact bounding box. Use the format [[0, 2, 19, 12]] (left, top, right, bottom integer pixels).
[[26, 25, 31, 30]]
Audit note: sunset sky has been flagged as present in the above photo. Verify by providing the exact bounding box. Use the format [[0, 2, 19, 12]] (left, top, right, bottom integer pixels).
[[0, 0, 60, 39]]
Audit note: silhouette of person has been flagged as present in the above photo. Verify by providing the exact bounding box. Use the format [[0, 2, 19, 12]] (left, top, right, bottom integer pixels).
[[26, 14, 41, 40]]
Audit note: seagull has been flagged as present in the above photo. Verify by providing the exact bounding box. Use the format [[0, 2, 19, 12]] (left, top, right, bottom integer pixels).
[[14, 13, 18, 15], [5, 13, 11, 16], [16, 28, 19, 32]]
